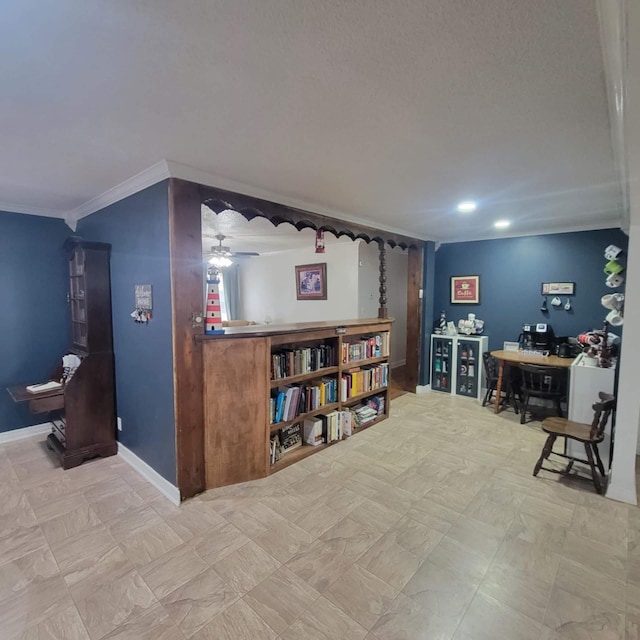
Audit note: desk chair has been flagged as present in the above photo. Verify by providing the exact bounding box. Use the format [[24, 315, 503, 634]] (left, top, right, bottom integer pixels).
[[482, 353, 520, 413], [533, 392, 615, 494], [518, 363, 566, 424]]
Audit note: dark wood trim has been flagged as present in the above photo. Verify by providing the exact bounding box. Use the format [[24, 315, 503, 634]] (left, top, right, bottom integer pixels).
[[199, 184, 422, 251], [405, 245, 424, 391], [169, 178, 427, 498], [378, 242, 388, 319], [168, 178, 206, 500]]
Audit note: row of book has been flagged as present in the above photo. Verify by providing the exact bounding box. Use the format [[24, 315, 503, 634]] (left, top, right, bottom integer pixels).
[[269, 397, 386, 465], [341, 363, 389, 400], [341, 333, 389, 363], [270, 377, 338, 424], [271, 344, 336, 380]]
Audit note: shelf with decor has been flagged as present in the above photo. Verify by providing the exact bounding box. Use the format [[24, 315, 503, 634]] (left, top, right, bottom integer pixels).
[[200, 319, 392, 489]]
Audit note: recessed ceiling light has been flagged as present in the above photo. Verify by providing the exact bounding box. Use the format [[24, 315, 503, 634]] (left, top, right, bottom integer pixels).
[[457, 200, 477, 213], [494, 220, 510, 229]]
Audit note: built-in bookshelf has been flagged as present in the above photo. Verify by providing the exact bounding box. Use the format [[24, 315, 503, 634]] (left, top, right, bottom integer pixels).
[[201, 319, 392, 489]]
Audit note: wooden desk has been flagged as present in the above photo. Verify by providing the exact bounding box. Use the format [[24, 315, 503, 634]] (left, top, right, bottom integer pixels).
[[490, 350, 575, 414], [8, 384, 64, 414]]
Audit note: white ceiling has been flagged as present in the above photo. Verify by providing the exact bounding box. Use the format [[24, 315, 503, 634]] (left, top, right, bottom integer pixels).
[[0, 1, 621, 242]]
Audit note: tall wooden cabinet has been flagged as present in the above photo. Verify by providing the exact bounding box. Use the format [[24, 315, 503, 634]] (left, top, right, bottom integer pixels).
[[46, 239, 117, 468], [201, 319, 392, 489]]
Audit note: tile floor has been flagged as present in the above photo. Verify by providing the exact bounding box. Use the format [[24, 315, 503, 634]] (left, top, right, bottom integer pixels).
[[1, 392, 639, 639]]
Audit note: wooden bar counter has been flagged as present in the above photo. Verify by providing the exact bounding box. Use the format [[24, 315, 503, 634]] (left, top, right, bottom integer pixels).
[[198, 318, 393, 489]]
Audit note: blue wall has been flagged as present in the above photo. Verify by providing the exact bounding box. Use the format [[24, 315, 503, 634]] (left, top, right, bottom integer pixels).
[[433, 229, 629, 352], [77, 181, 176, 484], [0, 211, 70, 432]]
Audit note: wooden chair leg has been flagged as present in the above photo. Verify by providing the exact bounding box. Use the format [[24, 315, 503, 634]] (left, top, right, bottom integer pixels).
[[482, 382, 494, 407], [520, 394, 529, 424], [584, 443, 603, 494], [555, 399, 563, 417], [511, 386, 520, 415], [592, 443, 606, 477], [533, 434, 556, 476]]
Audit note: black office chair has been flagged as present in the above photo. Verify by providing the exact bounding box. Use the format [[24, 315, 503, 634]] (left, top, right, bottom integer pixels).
[[518, 363, 567, 424], [482, 353, 520, 413]]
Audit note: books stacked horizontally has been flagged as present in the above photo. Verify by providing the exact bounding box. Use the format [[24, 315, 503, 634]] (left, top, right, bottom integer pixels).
[[340, 363, 389, 400], [270, 377, 338, 424], [341, 333, 389, 363], [352, 405, 377, 428], [271, 344, 336, 380]]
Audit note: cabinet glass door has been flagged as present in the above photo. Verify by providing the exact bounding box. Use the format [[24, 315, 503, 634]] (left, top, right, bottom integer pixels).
[[431, 338, 452, 393], [456, 340, 478, 397]]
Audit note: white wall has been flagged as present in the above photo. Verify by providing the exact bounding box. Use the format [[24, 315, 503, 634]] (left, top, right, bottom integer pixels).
[[606, 0, 639, 504], [238, 241, 360, 324], [357, 241, 408, 367]]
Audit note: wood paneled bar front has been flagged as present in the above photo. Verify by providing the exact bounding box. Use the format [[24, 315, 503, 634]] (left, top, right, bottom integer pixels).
[[198, 318, 392, 490]]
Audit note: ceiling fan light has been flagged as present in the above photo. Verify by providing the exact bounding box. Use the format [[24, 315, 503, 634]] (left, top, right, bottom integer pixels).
[[208, 255, 233, 268]]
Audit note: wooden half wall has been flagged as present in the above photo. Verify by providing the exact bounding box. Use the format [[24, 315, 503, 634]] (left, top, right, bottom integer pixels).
[[169, 177, 426, 499]]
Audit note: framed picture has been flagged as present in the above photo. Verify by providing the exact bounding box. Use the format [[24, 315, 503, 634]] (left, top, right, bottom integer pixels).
[[295, 263, 327, 300], [451, 275, 480, 304], [541, 282, 575, 295]]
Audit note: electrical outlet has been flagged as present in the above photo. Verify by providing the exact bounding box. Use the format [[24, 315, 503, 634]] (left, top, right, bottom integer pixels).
[[117, 417, 123, 432]]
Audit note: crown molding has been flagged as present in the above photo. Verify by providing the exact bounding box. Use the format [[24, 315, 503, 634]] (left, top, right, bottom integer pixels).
[[165, 160, 432, 241], [438, 218, 624, 245], [0, 201, 63, 218], [61, 157, 432, 241], [68, 160, 171, 223], [597, 0, 629, 231]]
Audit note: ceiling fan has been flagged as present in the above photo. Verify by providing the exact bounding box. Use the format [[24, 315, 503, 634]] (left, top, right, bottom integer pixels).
[[205, 234, 259, 267]]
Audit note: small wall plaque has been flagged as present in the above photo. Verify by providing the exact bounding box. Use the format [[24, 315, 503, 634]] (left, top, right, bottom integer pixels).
[[135, 284, 153, 311]]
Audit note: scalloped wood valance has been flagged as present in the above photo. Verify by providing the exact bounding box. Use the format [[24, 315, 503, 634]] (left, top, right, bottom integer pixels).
[[199, 184, 423, 251]]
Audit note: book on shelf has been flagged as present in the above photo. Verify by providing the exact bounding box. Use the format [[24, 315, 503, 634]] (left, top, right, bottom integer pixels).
[[366, 394, 385, 416], [271, 344, 337, 380], [341, 410, 353, 437], [271, 378, 338, 425], [321, 411, 341, 443], [279, 423, 302, 453], [340, 362, 389, 400], [273, 390, 286, 423], [270, 434, 282, 465], [303, 416, 325, 446], [341, 333, 390, 363], [351, 403, 380, 428]]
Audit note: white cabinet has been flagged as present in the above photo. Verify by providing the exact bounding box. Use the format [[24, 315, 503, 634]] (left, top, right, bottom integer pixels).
[[567, 353, 616, 469], [430, 334, 489, 400]]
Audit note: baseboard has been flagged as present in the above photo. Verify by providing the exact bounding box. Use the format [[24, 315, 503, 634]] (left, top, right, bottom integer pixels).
[[416, 384, 431, 393], [390, 359, 407, 369], [606, 482, 638, 505], [0, 422, 51, 444], [118, 444, 181, 505]]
